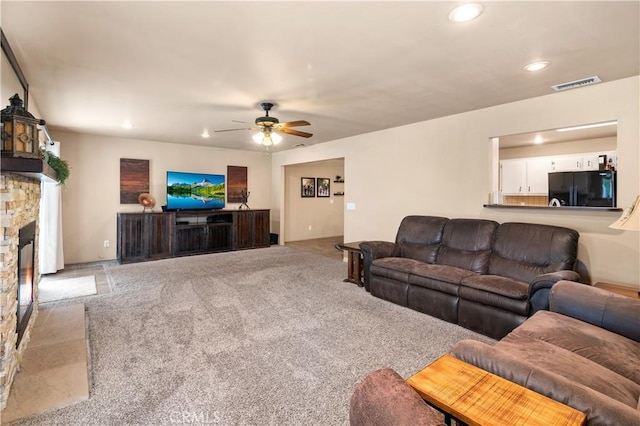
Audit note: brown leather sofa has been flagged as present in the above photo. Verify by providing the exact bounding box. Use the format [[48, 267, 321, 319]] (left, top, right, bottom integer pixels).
[[360, 216, 580, 339], [451, 281, 640, 425], [349, 282, 639, 425]]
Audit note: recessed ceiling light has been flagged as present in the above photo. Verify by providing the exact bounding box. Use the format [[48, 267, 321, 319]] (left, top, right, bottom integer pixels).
[[122, 120, 133, 129], [201, 130, 210, 138], [448, 3, 483, 23], [523, 61, 550, 72], [534, 135, 544, 144]]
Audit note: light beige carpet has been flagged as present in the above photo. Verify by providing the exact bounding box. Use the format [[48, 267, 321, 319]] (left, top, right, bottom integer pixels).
[[39, 276, 97, 303], [11, 247, 492, 425]]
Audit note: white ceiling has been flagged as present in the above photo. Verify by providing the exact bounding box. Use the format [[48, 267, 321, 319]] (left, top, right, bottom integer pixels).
[[1, 1, 638, 152]]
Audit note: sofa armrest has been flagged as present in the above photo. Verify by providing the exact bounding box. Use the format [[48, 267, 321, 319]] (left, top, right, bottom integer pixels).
[[550, 280, 640, 342], [349, 368, 446, 426], [528, 271, 582, 312], [359, 241, 401, 292], [450, 340, 640, 425]]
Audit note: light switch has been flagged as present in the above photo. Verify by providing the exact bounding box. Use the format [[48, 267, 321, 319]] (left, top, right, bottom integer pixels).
[[347, 202, 356, 210]]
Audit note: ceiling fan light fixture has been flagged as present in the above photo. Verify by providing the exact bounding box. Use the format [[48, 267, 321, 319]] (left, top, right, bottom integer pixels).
[[252, 132, 264, 144], [448, 3, 483, 23], [271, 132, 283, 145], [253, 130, 282, 147]]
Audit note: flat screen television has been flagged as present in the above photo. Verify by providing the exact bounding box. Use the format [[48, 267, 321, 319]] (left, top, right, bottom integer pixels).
[[166, 171, 225, 210]]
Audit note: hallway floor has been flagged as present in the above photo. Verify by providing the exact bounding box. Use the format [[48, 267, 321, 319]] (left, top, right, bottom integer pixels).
[[285, 236, 344, 261]]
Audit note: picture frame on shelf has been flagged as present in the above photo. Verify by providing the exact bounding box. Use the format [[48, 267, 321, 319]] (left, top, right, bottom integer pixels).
[[301, 177, 315, 197], [317, 177, 330, 197]]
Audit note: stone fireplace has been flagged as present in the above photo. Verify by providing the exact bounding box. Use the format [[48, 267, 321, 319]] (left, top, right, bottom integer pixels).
[[0, 163, 49, 409]]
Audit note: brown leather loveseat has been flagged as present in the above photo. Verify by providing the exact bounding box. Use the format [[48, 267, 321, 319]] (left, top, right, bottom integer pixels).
[[360, 216, 580, 339]]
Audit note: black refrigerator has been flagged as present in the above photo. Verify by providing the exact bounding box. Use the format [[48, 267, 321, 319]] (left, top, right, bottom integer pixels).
[[548, 170, 616, 207]]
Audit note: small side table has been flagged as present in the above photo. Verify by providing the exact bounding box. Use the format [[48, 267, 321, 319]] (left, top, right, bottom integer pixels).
[[593, 282, 640, 299], [337, 241, 364, 287], [407, 354, 586, 426]]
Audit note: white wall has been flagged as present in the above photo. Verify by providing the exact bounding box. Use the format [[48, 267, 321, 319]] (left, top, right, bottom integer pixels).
[[53, 131, 272, 264], [284, 159, 344, 242], [271, 76, 640, 287]]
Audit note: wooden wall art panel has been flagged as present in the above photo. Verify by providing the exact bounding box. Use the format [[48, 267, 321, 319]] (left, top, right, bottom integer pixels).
[[120, 158, 150, 204], [227, 165, 248, 203]]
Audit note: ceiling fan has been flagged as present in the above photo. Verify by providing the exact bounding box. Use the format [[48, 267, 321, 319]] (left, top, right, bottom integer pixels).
[[215, 102, 312, 148]]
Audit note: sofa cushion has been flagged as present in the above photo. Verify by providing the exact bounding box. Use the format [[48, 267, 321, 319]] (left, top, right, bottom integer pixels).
[[488, 222, 579, 283], [513, 310, 640, 385], [496, 332, 640, 410], [461, 274, 529, 299], [551, 281, 640, 342], [371, 257, 422, 282], [410, 263, 476, 286], [436, 219, 498, 273], [395, 216, 448, 263]]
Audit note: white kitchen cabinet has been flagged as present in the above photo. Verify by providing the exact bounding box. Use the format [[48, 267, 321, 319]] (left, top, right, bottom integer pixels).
[[551, 155, 583, 171], [526, 158, 552, 194], [500, 159, 525, 194], [500, 158, 551, 195], [582, 154, 601, 171]]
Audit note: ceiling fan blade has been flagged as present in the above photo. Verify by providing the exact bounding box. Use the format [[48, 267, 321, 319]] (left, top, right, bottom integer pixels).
[[213, 127, 252, 133], [279, 128, 313, 138], [232, 120, 252, 124], [278, 120, 311, 128]]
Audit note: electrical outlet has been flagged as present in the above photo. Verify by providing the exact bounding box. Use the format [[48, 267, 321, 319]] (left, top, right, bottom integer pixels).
[[103, 240, 110, 248], [308, 225, 312, 231]]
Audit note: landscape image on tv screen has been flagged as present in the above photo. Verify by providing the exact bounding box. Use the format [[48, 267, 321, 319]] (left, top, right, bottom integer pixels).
[[166, 171, 225, 210]]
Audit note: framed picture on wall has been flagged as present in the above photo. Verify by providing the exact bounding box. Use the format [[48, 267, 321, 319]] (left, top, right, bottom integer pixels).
[[317, 177, 330, 197], [301, 177, 315, 197]]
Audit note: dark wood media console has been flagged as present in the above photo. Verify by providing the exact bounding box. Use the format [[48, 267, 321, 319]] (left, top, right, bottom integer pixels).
[[117, 209, 270, 263]]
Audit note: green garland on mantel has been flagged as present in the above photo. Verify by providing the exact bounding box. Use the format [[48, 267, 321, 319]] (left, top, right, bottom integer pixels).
[[40, 148, 70, 185]]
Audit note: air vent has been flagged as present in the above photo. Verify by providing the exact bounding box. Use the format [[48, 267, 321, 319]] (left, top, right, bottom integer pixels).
[[552, 76, 601, 92]]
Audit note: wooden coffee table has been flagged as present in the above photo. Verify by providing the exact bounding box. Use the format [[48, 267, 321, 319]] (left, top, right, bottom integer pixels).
[[407, 354, 586, 426], [336, 241, 363, 287]]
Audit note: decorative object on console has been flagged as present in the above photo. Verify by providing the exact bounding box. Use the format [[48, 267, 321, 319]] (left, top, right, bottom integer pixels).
[[138, 193, 156, 212], [1, 94, 41, 159], [214, 102, 312, 150], [317, 177, 330, 197], [120, 158, 150, 204], [239, 189, 250, 210], [609, 195, 640, 231]]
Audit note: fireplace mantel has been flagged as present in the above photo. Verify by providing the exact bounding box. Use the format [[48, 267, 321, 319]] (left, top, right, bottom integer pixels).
[[1, 157, 58, 183]]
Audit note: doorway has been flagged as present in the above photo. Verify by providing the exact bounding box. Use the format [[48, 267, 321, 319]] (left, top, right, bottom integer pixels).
[[282, 158, 345, 251]]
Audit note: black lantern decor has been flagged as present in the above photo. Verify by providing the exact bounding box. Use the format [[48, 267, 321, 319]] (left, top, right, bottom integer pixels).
[[1, 94, 41, 159]]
